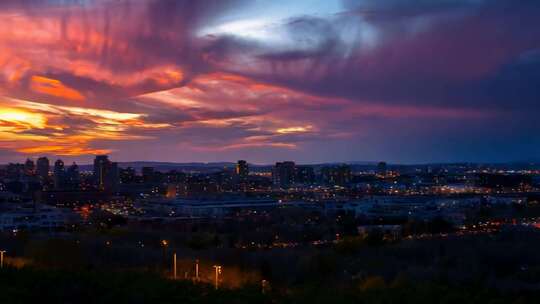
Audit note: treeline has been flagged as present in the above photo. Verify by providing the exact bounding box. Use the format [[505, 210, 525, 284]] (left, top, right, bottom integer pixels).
[[0, 267, 538, 303]]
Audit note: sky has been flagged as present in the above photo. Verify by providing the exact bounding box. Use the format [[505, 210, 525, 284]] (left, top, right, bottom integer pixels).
[[0, 0, 539, 164]]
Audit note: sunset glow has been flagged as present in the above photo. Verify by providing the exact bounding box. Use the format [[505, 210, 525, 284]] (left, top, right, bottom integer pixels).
[[0, 0, 538, 163]]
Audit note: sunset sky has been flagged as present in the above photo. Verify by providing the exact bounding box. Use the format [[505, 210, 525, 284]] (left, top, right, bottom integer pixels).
[[0, 0, 539, 164]]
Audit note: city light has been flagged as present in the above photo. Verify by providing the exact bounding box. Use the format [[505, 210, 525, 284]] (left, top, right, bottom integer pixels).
[[213, 265, 223, 290], [0, 251, 6, 269]]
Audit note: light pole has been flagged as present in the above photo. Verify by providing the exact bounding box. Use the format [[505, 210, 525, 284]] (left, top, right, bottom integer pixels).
[[261, 279, 268, 294], [161, 239, 168, 270], [195, 259, 199, 282], [0, 251, 6, 269], [173, 253, 177, 279], [213, 265, 222, 290]]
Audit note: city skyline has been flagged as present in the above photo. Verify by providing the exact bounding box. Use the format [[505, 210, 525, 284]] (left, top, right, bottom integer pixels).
[[1, 0, 539, 164], [8, 155, 540, 167]]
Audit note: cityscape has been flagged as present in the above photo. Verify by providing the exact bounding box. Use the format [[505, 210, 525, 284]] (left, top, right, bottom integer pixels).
[[2, 155, 540, 302], [1, 0, 540, 303]]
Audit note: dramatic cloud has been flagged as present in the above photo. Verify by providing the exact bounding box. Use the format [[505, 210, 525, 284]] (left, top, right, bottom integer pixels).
[[0, 96, 171, 156], [0, 0, 538, 163]]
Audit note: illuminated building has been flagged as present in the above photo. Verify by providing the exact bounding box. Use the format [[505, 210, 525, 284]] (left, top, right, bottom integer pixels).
[[120, 167, 136, 184], [94, 155, 108, 188], [295, 166, 315, 185], [272, 161, 296, 188], [93, 155, 119, 192], [53, 159, 65, 189], [236, 160, 249, 179], [321, 165, 351, 186], [65, 162, 80, 189], [235, 160, 249, 191]]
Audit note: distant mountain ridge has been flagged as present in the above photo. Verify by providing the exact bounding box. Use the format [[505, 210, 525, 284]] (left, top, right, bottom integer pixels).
[[76, 161, 237, 172], [3, 160, 539, 173]]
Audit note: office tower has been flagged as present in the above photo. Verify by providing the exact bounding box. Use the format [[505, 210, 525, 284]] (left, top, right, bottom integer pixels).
[[94, 155, 109, 188], [120, 167, 136, 184], [54, 159, 65, 189], [296, 166, 315, 185], [272, 161, 296, 188], [236, 160, 249, 179], [5, 163, 24, 180], [321, 165, 351, 186], [93, 155, 119, 191], [107, 162, 119, 191], [24, 158, 35, 175], [377, 162, 387, 177], [36, 157, 50, 181], [142, 167, 155, 183], [234, 160, 249, 191], [65, 162, 80, 189]]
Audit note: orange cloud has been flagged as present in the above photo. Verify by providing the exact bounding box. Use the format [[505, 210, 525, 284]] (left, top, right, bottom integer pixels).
[[0, 97, 170, 157], [276, 125, 314, 134], [0, 106, 47, 130], [30, 76, 85, 101], [16, 145, 111, 156], [0, 8, 188, 102]]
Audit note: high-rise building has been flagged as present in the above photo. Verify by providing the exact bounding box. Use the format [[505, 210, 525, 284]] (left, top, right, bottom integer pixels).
[[24, 158, 35, 175], [94, 155, 109, 188], [65, 162, 80, 189], [236, 160, 249, 179], [321, 165, 351, 186], [107, 162, 119, 191], [120, 167, 136, 184], [272, 161, 296, 188], [36, 157, 50, 181], [142, 167, 155, 183], [5, 163, 24, 180], [377, 162, 387, 177], [54, 159, 65, 189], [234, 160, 249, 191], [93, 155, 119, 191], [296, 166, 315, 185]]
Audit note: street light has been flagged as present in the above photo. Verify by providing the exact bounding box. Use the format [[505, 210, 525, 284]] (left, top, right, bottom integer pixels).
[[0, 251, 6, 269], [261, 279, 269, 294], [161, 239, 169, 269], [213, 265, 222, 290], [195, 259, 200, 282], [173, 253, 177, 280]]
